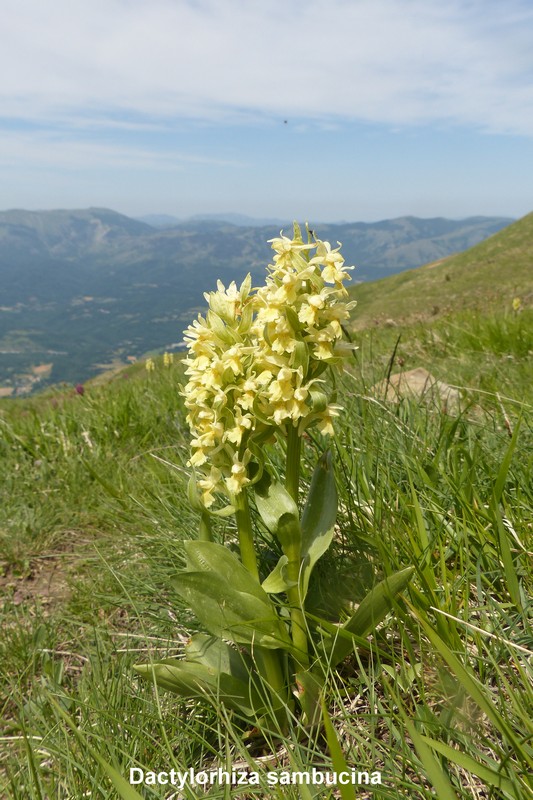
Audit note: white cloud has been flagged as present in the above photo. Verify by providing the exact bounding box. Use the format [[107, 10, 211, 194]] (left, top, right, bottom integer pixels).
[[1, 0, 533, 134], [0, 130, 243, 171]]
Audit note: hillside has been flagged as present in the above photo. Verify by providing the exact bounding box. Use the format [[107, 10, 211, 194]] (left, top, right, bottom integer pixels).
[[0, 208, 514, 393], [350, 212, 533, 328], [0, 271, 531, 798]]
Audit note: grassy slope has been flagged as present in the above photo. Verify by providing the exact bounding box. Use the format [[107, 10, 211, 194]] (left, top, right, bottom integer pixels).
[[350, 212, 533, 328], [347, 212, 533, 411], [0, 229, 532, 798]]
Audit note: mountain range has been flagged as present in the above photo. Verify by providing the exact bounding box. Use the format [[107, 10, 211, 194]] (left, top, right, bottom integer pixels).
[[0, 207, 514, 394]]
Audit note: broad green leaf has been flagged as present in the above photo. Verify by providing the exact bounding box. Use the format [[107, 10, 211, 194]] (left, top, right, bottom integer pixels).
[[183, 540, 264, 602], [300, 450, 338, 599], [310, 613, 392, 662], [329, 566, 415, 666], [134, 660, 210, 695], [254, 471, 301, 556], [276, 512, 302, 556], [261, 555, 297, 594], [301, 450, 337, 553], [134, 659, 266, 717], [185, 633, 253, 684], [172, 572, 292, 650]]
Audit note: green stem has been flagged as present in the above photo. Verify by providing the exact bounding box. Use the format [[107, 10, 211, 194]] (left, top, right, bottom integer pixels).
[[285, 424, 302, 505], [286, 567, 309, 672], [233, 488, 287, 722], [284, 424, 309, 671], [198, 511, 213, 542], [232, 490, 259, 581], [254, 648, 287, 725]]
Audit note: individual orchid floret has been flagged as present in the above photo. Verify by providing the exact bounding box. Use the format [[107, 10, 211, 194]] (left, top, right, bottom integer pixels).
[[197, 466, 223, 507], [311, 241, 354, 286], [225, 452, 251, 496], [268, 233, 314, 270], [316, 404, 343, 437]]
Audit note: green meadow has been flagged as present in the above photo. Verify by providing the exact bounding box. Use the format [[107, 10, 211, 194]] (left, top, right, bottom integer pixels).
[[0, 219, 532, 799]]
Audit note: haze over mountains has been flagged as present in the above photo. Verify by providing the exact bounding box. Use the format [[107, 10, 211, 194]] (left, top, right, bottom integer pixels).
[[0, 208, 514, 394]]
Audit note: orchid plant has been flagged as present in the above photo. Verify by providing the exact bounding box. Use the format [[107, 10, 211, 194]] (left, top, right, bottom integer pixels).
[[134, 225, 413, 730]]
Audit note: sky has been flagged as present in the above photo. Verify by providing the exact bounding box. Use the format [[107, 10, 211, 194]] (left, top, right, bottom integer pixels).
[[1, 0, 533, 222]]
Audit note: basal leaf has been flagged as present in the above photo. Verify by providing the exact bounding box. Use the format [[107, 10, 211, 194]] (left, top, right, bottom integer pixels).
[[329, 566, 415, 666], [172, 572, 292, 650], [254, 471, 301, 556], [300, 450, 338, 599], [133, 660, 265, 717], [277, 512, 302, 555], [183, 540, 264, 602], [185, 633, 253, 684]]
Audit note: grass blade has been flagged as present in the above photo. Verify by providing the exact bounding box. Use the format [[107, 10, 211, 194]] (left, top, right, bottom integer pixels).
[[321, 700, 356, 800], [420, 736, 521, 798]]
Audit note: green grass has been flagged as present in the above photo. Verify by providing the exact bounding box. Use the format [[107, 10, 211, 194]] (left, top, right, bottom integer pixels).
[[1, 306, 532, 798], [352, 307, 533, 413], [350, 212, 533, 329]]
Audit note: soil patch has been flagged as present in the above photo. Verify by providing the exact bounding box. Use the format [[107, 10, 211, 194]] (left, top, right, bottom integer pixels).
[[0, 539, 82, 614], [0, 556, 71, 612]]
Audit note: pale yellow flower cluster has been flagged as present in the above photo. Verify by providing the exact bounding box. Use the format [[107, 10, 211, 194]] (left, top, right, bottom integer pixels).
[[181, 228, 356, 507], [251, 233, 356, 435]]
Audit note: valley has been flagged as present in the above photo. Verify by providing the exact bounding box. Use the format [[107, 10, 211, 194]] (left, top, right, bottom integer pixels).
[[0, 208, 516, 393]]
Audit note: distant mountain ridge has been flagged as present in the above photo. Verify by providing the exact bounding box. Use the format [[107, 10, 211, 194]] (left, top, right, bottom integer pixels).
[[136, 212, 291, 228], [0, 207, 514, 394]]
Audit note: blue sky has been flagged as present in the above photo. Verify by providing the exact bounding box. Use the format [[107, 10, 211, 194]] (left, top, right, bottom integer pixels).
[[1, 0, 533, 222]]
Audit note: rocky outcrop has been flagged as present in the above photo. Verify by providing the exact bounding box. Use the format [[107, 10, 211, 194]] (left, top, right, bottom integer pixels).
[[372, 367, 462, 414]]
